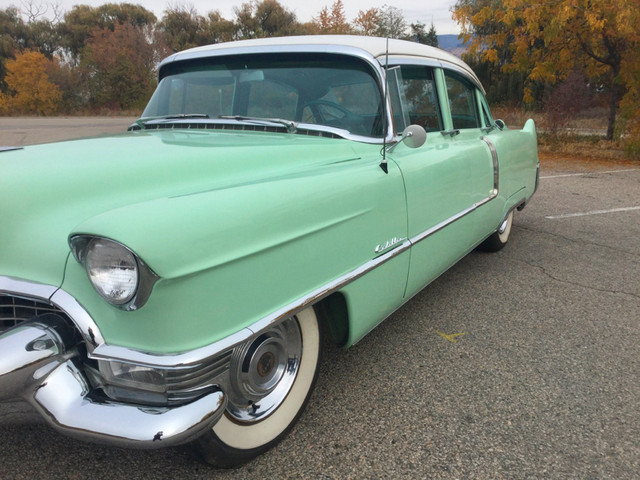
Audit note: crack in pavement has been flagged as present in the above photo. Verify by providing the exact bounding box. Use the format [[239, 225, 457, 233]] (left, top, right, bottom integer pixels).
[[516, 224, 640, 259], [511, 258, 640, 301]]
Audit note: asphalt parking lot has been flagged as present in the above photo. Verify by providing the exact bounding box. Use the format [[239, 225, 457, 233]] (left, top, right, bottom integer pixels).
[[1, 120, 639, 479]]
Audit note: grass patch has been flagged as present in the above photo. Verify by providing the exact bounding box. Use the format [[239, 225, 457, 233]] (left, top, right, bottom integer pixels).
[[537, 132, 627, 161]]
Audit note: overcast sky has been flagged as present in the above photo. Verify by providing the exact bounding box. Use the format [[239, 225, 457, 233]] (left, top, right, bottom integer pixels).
[[9, 0, 462, 35]]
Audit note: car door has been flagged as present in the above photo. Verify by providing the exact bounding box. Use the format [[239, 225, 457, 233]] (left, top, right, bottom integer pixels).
[[388, 64, 498, 298]]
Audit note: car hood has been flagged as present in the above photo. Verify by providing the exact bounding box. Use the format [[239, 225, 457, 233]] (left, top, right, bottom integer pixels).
[[0, 129, 363, 286]]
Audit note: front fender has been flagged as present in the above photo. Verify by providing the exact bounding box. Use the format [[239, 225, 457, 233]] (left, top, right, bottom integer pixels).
[[63, 153, 408, 353]]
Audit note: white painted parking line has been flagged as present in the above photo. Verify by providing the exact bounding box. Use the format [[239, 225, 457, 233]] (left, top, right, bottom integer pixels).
[[540, 168, 640, 179], [546, 206, 640, 219]]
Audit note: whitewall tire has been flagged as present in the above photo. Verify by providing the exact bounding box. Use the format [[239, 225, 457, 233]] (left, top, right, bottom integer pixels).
[[194, 307, 321, 467], [479, 210, 514, 252]]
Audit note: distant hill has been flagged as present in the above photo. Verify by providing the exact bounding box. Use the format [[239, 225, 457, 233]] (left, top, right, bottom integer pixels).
[[437, 34, 469, 57]]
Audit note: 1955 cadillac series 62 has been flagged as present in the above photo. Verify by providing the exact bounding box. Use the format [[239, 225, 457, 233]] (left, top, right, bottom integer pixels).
[[0, 36, 538, 466]]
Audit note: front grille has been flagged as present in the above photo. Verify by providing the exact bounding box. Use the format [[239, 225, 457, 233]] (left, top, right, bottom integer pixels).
[[0, 294, 68, 333]]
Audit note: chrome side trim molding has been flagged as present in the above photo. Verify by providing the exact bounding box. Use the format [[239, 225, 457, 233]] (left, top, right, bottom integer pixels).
[[0, 135, 502, 369], [248, 238, 412, 334], [253, 137, 501, 334], [409, 136, 499, 245], [409, 197, 491, 246], [91, 329, 253, 368], [481, 136, 500, 194]]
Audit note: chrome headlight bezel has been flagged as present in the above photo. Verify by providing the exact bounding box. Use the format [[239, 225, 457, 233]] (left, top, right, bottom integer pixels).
[[69, 235, 159, 311]]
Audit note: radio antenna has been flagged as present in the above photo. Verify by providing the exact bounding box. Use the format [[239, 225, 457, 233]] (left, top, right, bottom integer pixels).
[[380, 37, 389, 174]]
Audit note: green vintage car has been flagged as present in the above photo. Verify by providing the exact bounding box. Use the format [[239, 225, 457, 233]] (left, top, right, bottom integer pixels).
[[0, 36, 538, 466]]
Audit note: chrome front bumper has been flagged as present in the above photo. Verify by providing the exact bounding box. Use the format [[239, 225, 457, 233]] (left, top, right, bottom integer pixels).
[[0, 320, 226, 448]]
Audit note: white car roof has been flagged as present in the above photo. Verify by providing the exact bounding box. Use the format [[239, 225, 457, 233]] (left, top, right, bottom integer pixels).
[[160, 35, 481, 88]]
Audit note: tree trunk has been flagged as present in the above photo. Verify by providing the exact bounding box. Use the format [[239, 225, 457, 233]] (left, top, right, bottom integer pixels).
[[606, 67, 621, 141]]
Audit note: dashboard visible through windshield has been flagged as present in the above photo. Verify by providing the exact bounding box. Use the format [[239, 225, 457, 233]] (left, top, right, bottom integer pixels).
[[142, 53, 384, 138]]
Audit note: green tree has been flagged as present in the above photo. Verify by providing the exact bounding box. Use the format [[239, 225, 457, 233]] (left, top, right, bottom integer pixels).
[[233, 0, 301, 39], [410, 21, 439, 47], [44, 54, 84, 112], [157, 4, 203, 52], [60, 3, 156, 61], [0, 8, 26, 92], [25, 19, 60, 57], [254, 0, 298, 37], [234, 2, 261, 38], [425, 23, 439, 47], [201, 11, 236, 44]]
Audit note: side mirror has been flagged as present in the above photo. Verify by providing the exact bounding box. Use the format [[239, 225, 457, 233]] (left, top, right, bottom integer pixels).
[[495, 119, 506, 130], [400, 124, 427, 149]]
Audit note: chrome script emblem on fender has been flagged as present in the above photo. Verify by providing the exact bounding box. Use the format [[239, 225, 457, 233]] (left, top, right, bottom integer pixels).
[[374, 237, 406, 255]]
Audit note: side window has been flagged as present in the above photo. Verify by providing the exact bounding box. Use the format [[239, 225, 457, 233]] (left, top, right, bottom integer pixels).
[[445, 71, 480, 130], [397, 66, 443, 133], [387, 67, 410, 133]]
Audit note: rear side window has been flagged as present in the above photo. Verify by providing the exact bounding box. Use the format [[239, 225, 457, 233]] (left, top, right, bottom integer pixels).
[[445, 71, 480, 130], [393, 65, 443, 133]]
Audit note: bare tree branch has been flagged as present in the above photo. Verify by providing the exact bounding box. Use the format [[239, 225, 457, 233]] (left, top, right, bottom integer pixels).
[[21, 0, 48, 23]]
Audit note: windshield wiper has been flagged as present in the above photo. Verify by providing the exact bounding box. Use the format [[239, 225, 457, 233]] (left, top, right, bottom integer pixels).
[[135, 113, 210, 128], [218, 115, 298, 134]]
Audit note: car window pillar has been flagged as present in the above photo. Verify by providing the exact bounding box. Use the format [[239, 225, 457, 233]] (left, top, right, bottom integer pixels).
[[476, 89, 494, 129], [434, 68, 453, 133]]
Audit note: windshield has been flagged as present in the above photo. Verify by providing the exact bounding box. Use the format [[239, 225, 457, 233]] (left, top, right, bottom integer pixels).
[[142, 53, 384, 138]]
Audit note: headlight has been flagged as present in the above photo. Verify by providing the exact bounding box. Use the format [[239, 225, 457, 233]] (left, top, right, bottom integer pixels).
[[86, 238, 138, 304], [70, 235, 159, 310]]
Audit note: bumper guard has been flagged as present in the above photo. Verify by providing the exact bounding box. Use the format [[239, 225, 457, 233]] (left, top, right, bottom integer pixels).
[[0, 319, 226, 449]]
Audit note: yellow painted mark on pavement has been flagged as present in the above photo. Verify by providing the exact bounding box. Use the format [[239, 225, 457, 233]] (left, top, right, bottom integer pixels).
[[436, 331, 467, 343]]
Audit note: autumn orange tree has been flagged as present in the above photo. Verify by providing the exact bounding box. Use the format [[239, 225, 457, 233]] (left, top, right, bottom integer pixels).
[[0, 50, 61, 114], [453, 0, 640, 142], [313, 0, 351, 34], [617, 15, 640, 156]]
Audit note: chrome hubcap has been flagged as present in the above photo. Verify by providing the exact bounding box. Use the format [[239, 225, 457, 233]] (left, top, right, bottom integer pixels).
[[226, 316, 302, 422]]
